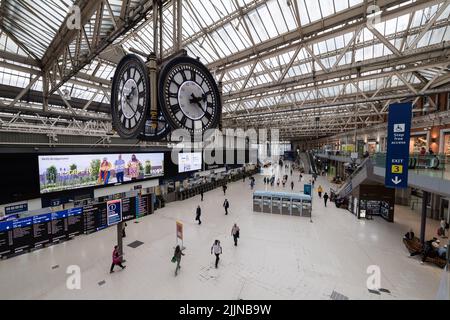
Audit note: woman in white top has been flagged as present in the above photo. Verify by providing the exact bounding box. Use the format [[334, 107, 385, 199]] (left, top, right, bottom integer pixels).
[[440, 219, 447, 237], [211, 240, 222, 268]]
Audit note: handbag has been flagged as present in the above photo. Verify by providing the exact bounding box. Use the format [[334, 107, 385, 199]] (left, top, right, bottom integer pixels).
[[171, 256, 177, 263]]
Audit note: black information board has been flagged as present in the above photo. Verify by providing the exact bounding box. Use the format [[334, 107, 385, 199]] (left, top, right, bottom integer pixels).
[[96, 202, 108, 231], [32, 213, 52, 248], [67, 207, 83, 238], [137, 194, 151, 217], [83, 204, 97, 234], [0, 220, 13, 256], [122, 197, 136, 221], [83, 203, 107, 234], [51, 210, 68, 243], [12, 216, 34, 253]]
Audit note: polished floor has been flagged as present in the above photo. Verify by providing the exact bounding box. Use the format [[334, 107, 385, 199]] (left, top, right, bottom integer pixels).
[[0, 165, 448, 300]]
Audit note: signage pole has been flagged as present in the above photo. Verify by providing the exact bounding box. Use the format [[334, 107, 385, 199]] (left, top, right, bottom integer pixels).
[[117, 221, 124, 261], [420, 191, 429, 245]]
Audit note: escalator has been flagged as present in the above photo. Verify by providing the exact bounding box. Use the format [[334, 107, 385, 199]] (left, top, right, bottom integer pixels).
[[307, 151, 318, 176], [299, 152, 312, 174], [335, 157, 373, 198]]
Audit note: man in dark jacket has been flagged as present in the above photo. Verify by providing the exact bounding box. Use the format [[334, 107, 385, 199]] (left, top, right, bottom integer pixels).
[[323, 192, 329, 207], [196, 205, 202, 225], [223, 199, 230, 215]]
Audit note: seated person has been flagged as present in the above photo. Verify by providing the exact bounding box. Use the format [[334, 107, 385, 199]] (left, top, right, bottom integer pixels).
[[420, 238, 439, 263], [437, 245, 447, 259], [404, 229, 415, 240]]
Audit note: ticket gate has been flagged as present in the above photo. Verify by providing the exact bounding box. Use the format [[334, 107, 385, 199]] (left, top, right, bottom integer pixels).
[[253, 191, 312, 217], [262, 196, 272, 213], [272, 196, 282, 214]]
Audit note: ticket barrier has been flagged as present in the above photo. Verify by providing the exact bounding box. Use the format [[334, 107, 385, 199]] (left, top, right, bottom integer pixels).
[[252, 191, 312, 217]]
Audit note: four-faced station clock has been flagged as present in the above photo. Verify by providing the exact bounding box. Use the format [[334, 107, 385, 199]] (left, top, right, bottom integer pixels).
[[158, 56, 221, 136], [111, 54, 150, 139], [111, 53, 221, 140]]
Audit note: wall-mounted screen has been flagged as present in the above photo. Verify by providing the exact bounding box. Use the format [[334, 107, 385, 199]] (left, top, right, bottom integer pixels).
[[38, 153, 164, 194], [178, 153, 202, 173]]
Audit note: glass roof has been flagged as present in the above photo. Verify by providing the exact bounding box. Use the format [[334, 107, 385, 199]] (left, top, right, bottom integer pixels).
[[0, 0, 449, 137]]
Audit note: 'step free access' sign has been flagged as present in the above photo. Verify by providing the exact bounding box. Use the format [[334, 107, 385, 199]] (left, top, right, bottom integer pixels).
[[385, 102, 412, 189]]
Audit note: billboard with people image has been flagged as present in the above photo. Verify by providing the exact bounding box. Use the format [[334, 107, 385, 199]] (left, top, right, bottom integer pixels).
[[38, 153, 164, 194]]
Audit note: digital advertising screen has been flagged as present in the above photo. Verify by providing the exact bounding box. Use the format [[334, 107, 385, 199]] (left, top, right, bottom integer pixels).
[[32, 213, 52, 248], [38, 153, 164, 194], [0, 220, 13, 257], [178, 153, 202, 173]]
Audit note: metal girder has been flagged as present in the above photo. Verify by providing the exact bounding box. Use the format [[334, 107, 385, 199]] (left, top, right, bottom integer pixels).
[[209, 0, 442, 72], [223, 42, 450, 103], [44, 0, 165, 94]]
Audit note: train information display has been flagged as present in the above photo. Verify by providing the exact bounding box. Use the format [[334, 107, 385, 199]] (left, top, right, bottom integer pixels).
[[122, 197, 136, 221], [12, 216, 34, 253], [51, 210, 68, 243], [0, 221, 13, 257], [67, 207, 83, 238], [32, 213, 52, 247]]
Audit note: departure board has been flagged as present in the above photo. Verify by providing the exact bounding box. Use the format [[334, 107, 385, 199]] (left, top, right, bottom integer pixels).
[[83, 203, 107, 234], [12, 216, 34, 253], [96, 202, 108, 231], [67, 207, 83, 238], [0, 220, 13, 257], [32, 213, 52, 247], [82, 204, 97, 234], [122, 197, 136, 221], [51, 210, 68, 242], [137, 194, 151, 217]]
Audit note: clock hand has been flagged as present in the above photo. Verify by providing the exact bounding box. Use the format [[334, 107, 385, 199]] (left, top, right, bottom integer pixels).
[[125, 99, 137, 114]]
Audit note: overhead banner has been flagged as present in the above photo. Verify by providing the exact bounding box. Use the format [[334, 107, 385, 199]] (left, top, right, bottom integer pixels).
[[385, 102, 412, 189]]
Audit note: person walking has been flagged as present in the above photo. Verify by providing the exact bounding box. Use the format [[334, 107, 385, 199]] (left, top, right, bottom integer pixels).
[[110, 245, 126, 273], [173, 245, 185, 276], [211, 240, 223, 268], [223, 199, 230, 215], [222, 184, 227, 195], [323, 192, 329, 207], [299, 174, 302, 182], [291, 181, 294, 191], [250, 179, 255, 190], [195, 205, 202, 225], [277, 178, 280, 187], [200, 188, 204, 201], [317, 185, 323, 198], [231, 223, 240, 246]]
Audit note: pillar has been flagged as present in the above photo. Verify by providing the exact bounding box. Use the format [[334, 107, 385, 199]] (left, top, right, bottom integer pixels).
[[420, 191, 429, 244]]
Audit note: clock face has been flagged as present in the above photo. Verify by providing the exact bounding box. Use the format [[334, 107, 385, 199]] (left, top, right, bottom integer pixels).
[[138, 110, 171, 141], [158, 56, 221, 135], [111, 54, 149, 139]]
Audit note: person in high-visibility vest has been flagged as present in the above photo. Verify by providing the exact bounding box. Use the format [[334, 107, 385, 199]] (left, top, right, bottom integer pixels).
[[317, 185, 323, 198]]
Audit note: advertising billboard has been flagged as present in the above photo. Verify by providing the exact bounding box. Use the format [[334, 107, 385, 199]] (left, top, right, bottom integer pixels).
[[178, 153, 202, 173], [38, 153, 164, 194]]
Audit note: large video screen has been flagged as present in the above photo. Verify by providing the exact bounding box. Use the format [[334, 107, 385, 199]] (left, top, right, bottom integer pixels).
[[38, 153, 164, 194], [178, 153, 202, 173]]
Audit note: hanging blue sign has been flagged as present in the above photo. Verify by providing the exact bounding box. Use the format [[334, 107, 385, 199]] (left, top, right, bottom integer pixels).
[[385, 102, 412, 189]]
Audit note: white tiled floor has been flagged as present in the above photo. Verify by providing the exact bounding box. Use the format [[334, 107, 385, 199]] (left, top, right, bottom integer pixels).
[[0, 164, 448, 300]]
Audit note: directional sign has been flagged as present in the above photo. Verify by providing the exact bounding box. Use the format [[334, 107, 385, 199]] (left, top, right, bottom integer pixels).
[[385, 102, 412, 189]]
